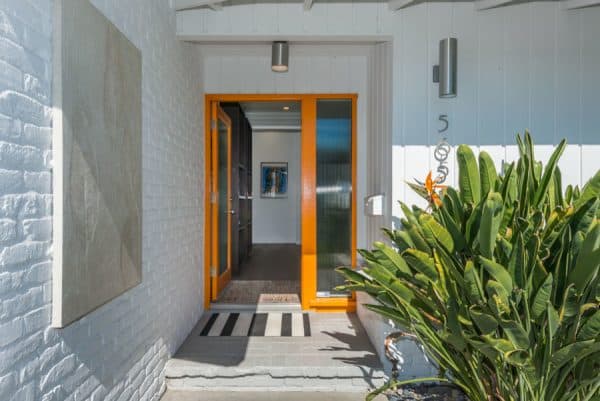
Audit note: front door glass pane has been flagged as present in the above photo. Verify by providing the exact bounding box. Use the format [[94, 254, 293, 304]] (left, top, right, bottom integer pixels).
[[218, 119, 229, 275], [316, 99, 352, 296]]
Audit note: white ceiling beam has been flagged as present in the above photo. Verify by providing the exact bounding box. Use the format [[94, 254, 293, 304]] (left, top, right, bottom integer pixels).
[[562, 0, 600, 9], [304, 0, 314, 11], [388, 0, 418, 10], [171, 0, 227, 11], [208, 2, 223, 11], [474, 0, 513, 10]]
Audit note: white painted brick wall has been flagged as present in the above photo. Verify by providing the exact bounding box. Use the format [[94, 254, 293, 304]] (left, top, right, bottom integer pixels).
[[0, 0, 204, 400]]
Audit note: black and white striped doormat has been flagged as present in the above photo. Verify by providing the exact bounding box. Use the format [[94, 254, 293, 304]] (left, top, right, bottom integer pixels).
[[199, 312, 311, 337]]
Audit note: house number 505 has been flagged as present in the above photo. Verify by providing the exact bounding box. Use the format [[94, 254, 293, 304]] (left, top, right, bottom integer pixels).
[[435, 115, 451, 184]]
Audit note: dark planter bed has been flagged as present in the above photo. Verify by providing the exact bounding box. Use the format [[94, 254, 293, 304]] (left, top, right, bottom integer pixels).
[[386, 383, 468, 401]]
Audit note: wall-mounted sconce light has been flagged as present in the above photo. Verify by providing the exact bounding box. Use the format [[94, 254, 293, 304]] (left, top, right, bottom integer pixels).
[[432, 38, 457, 98], [271, 41, 289, 72]]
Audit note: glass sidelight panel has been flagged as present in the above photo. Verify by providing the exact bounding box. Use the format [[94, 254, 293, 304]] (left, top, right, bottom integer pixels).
[[217, 118, 230, 276], [316, 99, 353, 296]]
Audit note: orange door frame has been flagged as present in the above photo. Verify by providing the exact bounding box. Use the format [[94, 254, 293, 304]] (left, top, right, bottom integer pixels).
[[203, 94, 358, 312], [209, 105, 233, 300]]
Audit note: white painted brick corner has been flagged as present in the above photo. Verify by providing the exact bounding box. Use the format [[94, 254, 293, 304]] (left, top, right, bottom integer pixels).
[[0, 0, 204, 400]]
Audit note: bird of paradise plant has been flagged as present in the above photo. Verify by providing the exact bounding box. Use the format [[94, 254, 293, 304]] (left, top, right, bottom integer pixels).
[[337, 133, 600, 401], [409, 171, 448, 208]]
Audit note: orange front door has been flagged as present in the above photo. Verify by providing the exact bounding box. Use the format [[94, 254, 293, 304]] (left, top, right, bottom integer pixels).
[[204, 94, 357, 311], [210, 104, 233, 301]]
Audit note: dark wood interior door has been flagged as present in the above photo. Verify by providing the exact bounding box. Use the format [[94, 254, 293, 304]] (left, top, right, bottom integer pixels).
[[221, 103, 253, 277]]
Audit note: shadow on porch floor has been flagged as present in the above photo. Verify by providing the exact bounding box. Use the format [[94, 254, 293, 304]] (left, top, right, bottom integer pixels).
[[165, 312, 386, 392]]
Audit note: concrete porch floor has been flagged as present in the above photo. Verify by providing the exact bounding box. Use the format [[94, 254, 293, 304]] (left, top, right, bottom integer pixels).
[[165, 312, 386, 392]]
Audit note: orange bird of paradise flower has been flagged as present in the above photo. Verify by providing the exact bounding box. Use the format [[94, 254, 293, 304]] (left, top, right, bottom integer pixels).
[[415, 171, 447, 207]]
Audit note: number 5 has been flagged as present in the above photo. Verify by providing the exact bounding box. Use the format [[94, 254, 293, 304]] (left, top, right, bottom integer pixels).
[[438, 115, 448, 133]]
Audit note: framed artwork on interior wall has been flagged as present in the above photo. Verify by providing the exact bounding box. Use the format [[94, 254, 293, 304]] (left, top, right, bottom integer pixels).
[[260, 162, 288, 198]]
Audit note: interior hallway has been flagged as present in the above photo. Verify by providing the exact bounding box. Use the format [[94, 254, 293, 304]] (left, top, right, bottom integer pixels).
[[216, 244, 300, 305], [235, 244, 300, 281]]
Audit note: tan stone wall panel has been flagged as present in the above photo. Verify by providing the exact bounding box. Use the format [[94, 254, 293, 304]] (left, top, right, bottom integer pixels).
[[53, 0, 142, 327]]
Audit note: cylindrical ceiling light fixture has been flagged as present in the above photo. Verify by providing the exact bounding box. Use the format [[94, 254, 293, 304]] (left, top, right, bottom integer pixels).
[[271, 41, 289, 72], [438, 38, 457, 98]]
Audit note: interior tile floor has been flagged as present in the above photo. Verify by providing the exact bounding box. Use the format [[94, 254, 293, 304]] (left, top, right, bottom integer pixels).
[[216, 244, 300, 305], [234, 243, 300, 281]]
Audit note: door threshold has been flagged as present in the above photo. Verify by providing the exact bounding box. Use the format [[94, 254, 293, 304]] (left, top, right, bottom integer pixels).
[[209, 303, 302, 313]]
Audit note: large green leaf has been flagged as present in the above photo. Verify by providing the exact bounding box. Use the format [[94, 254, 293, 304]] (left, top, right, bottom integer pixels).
[[364, 304, 410, 327], [457, 144, 481, 204], [404, 249, 438, 281], [482, 335, 518, 355], [547, 304, 559, 337], [559, 284, 579, 321], [499, 319, 531, 350], [577, 310, 600, 341], [505, 349, 531, 367], [335, 266, 368, 285], [532, 139, 566, 208], [469, 306, 498, 334], [549, 340, 600, 372], [479, 151, 498, 196], [464, 260, 486, 304], [570, 197, 598, 237], [524, 132, 539, 190], [393, 229, 416, 251], [531, 273, 553, 320], [486, 280, 511, 316], [365, 263, 415, 303], [575, 169, 600, 210], [444, 187, 465, 223], [480, 256, 514, 294], [373, 242, 412, 275], [419, 214, 455, 253], [400, 201, 419, 226], [404, 221, 431, 254], [568, 221, 600, 291], [439, 206, 467, 252], [500, 162, 518, 204], [446, 297, 467, 350], [465, 201, 484, 247], [479, 192, 504, 259], [508, 234, 526, 289], [517, 154, 531, 218]]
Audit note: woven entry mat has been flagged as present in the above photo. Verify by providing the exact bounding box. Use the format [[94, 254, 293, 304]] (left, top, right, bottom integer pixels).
[[258, 293, 300, 304], [216, 280, 300, 304]]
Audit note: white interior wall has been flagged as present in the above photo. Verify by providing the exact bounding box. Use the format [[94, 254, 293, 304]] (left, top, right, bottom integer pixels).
[[200, 44, 371, 248], [252, 131, 301, 244]]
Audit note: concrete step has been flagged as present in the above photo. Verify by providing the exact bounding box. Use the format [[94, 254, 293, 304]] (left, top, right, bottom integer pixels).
[[165, 370, 386, 392], [161, 390, 388, 401], [165, 312, 387, 392], [209, 303, 302, 313]]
